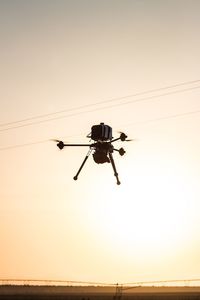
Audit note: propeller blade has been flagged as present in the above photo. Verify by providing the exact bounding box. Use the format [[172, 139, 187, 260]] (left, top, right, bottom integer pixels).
[[50, 139, 65, 149], [117, 131, 136, 142], [50, 139, 61, 142]]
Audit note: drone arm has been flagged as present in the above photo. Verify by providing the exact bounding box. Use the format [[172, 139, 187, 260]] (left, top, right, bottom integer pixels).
[[63, 144, 91, 147], [113, 147, 126, 156], [57, 142, 92, 150], [110, 137, 121, 143], [111, 133, 128, 143]]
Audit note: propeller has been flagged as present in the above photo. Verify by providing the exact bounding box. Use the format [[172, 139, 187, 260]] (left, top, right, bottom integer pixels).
[[50, 139, 64, 150], [50, 139, 61, 143], [117, 132, 132, 142], [125, 138, 134, 142]]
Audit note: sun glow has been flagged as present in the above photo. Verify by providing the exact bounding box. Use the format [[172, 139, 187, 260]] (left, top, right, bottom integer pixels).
[[85, 154, 194, 264]]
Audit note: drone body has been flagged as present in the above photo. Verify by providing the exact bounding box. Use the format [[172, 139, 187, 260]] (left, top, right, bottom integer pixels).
[[55, 123, 131, 185]]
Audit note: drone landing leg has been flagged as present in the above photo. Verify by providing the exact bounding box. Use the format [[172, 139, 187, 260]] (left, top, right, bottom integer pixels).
[[108, 152, 121, 185], [73, 149, 92, 181]]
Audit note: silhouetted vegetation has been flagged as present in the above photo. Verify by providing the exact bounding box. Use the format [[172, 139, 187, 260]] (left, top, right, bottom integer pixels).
[[1, 285, 200, 300], [1, 293, 200, 299]]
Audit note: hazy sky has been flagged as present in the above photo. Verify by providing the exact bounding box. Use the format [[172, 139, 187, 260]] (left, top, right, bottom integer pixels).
[[1, 0, 200, 284]]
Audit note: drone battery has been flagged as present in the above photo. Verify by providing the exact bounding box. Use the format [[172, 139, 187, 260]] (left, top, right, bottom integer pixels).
[[91, 123, 112, 141]]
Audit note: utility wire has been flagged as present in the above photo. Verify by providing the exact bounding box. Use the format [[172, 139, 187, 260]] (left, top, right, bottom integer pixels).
[[1, 79, 199, 127], [0, 278, 115, 287], [124, 108, 200, 128], [0, 278, 200, 287], [123, 278, 200, 287], [1, 85, 200, 133], [1, 107, 200, 151], [0, 133, 83, 151], [0, 140, 49, 151]]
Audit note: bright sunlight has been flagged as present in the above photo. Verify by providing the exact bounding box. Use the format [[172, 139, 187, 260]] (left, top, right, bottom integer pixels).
[[84, 151, 195, 265]]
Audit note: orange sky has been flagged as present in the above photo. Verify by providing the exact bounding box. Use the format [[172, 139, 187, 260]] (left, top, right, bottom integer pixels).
[[0, 0, 200, 284]]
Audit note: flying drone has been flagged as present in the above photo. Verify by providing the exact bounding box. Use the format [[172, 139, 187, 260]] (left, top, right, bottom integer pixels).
[[53, 123, 132, 185]]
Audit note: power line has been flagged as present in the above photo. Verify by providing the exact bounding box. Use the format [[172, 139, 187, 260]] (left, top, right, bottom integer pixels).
[[0, 139, 49, 151], [0, 278, 200, 287], [123, 278, 200, 287], [0, 278, 114, 287], [0, 133, 83, 151], [124, 108, 200, 128], [1, 79, 199, 128], [1, 107, 200, 151], [1, 84, 200, 133]]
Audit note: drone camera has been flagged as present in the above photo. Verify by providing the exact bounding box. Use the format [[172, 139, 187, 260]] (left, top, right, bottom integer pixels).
[[91, 123, 112, 141]]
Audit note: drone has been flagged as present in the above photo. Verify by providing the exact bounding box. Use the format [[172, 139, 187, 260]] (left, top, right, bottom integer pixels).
[[53, 123, 132, 185]]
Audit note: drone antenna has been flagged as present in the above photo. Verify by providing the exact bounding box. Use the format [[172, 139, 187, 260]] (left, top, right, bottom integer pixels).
[[87, 132, 91, 138]]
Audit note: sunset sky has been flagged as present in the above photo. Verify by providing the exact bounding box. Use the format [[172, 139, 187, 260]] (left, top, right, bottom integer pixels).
[[1, 0, 200, 284]]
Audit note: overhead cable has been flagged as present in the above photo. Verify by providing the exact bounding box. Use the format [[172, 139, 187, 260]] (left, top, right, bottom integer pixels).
[[1, 85, 200, 133], [1, 108, 200, 151], [124, 109, 200, 128], [1, 277, 200, 287], [1, 79, 200, 128]]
